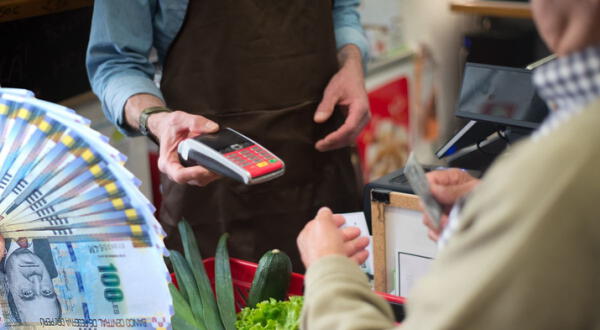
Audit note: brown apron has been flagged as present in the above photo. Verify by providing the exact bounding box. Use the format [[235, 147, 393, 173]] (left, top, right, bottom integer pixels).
[[160, 0, 361, 272]]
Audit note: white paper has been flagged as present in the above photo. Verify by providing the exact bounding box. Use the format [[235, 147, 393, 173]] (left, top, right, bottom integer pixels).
[[398, 252, 432, 297], [384, 206, 438, 296], [340, 212, 374, 277]]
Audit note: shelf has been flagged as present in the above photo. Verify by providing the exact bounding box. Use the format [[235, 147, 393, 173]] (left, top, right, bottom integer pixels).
[[367, 48, 415, 76], [450, 0, 532, 19], [0, 0, 92, 23]]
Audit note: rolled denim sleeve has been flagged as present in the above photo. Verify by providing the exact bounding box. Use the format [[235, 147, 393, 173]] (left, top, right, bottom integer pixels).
[[86, 0, 163, 136], [332, 0, 370, 68]]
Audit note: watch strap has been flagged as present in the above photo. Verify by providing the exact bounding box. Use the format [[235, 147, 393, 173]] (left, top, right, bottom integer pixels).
[[139, 106, 172, 144]]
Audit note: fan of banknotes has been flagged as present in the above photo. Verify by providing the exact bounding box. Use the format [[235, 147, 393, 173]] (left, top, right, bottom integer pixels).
[[0, 88, 172, 329]]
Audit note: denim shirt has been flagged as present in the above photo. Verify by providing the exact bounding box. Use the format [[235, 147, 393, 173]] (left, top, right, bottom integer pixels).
[[86, 0, 369, 135]]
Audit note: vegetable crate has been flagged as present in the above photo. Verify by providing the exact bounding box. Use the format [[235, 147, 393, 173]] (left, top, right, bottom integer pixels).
[[172, 257, 406, 317]]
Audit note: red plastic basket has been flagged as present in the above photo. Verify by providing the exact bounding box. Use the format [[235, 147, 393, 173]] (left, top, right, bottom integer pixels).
[[171, 257, 405, 313]]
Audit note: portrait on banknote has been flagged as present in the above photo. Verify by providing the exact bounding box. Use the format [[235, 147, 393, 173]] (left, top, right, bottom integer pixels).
[[0, 238, 61, 324]]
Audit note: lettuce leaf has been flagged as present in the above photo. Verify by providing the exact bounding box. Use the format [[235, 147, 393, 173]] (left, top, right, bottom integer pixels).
[[235, 296, 303, 330]]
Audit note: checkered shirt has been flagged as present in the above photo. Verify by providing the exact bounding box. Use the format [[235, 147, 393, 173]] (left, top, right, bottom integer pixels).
[[532, 45, 600, 138], [438, 44, 600, 250]]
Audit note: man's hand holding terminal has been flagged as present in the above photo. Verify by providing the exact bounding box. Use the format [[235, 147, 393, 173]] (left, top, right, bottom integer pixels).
[[125, 94, 221, 187]]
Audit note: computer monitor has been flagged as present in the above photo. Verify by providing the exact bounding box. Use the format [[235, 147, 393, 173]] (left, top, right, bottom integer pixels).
[[436, 62, 550, 159], [455, 62, 549, 129]]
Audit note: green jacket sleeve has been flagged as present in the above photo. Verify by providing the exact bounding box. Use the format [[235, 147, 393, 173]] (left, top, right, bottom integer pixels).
[[302, 255, 397, 330]]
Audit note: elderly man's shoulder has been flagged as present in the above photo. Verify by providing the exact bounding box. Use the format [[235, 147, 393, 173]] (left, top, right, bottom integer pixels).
[[462, 99, 600, 238], [491, 99, 600, 188]]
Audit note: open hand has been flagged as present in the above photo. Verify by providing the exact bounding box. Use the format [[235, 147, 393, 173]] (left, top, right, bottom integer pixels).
[[297, 207, 370, 268], [314, 45, 370, 151]]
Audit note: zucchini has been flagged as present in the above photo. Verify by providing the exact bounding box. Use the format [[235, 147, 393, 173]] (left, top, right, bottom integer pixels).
[[178, 220, 224, 330], [169, 250, 207, 330], [247, 249, 292, 308], [215, 233, 236, 330]]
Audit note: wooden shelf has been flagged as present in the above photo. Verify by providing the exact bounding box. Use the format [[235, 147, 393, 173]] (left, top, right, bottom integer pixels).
[[367, 48, 415, 76], [450, 0, 532, 19], [0, 0, 92, 23]]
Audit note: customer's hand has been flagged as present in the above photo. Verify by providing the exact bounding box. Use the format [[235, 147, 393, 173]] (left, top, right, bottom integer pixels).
[[314, 44, 370, 151], [423, 169, 480, 241], [297, 207, 370, 268], [149, 111, 222, 186]]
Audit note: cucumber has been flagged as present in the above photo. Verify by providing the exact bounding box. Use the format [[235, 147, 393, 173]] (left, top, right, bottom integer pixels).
[[215, 233, 236, 330], [247, 249, 292, 308]]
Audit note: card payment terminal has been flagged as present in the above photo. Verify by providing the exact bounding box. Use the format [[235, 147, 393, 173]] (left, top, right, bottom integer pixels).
[[178, 127, 285, 185]]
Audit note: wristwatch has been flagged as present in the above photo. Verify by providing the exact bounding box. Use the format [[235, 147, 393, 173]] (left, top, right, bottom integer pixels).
[[139, 106, 172, 144]]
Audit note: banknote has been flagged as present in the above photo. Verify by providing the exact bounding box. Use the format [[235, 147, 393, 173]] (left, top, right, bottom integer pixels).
[[0, 238, 171, 329], [0, 89, 174, 328], [0, 106, 44, 180], [1, 91, 90, 128], [1, 224, 153, 248], [0, 94, 162, 241], [4, 167, 124, 223], [0, 89, 34, 98], [0, 119, 68, 201], [403, 152, 443, 228], [3, 207, 145, 231], [1, 147, 126, 222]]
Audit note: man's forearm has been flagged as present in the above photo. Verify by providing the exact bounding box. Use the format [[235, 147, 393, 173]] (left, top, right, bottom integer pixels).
[[124, 93, 168, 136], [338, 44, 364, 74]]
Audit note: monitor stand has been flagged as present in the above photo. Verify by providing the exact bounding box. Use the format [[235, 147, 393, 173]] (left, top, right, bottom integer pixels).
[[441, 124, 533, 172], [435, 120, 499, 159]]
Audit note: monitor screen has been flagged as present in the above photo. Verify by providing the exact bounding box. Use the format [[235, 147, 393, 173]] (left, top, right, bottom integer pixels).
[[454, 63, 550, 129]]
